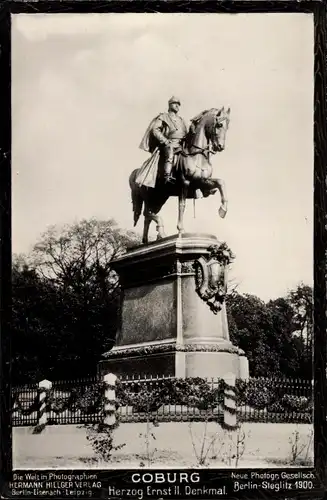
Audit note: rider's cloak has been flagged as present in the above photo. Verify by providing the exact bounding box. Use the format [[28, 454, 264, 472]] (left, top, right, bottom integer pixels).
[[137, 112, 187, 188], [139, 113, 171, 152], [135, 148, 160, 188], [136, 113, 170, 188]]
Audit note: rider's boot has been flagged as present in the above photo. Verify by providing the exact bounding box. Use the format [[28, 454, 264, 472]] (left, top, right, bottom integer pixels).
[[164, 160, 176, 184]]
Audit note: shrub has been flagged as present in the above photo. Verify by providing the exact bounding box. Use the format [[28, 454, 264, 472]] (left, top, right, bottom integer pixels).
[[117, 381, 163, 413], [243, 384, 274, 409], [116, 377, 224, 412], [85, 422, 125, 462], [267, 401, 285, 413], [75, 383, 104, 414], [236, 379, 277, 408], [281, 395, 310, 412]]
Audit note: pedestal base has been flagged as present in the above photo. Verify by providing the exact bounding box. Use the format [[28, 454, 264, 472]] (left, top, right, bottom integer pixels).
[[99, 340, 249, 379], [100, 234, 249, 380]]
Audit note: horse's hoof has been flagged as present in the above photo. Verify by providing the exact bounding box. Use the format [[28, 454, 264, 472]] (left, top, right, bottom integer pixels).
[[218, 206, 227, 219]]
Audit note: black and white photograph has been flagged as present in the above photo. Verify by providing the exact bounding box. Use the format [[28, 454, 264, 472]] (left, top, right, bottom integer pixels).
[[11, 11, 315, 474]]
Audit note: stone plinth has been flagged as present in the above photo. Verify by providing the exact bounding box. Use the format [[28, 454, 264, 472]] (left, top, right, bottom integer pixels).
[[99, 233, 249, 379]]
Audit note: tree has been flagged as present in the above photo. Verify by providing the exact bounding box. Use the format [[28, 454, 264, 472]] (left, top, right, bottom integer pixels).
[[266, 297, 303, 377], [224, 251, 311, 377], [286, 284, 313, 379], [227, 285, 313, 379], [227, 292, 280, 376], [31, 218, 139, 287], [12, 219, 140, 382], [12, 256, 59, 383]]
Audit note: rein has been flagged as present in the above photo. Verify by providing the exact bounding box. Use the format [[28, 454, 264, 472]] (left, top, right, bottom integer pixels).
[[181, 143, 215, 165], [182, 117, 219, 162]]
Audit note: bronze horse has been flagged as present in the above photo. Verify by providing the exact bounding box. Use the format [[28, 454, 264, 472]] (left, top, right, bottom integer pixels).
[[129, 107, 230, 244]]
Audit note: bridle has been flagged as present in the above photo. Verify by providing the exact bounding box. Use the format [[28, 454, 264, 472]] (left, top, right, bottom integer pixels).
[[183, 113, 228, 162]]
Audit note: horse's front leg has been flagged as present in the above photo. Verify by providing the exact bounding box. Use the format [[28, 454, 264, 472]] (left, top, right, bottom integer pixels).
[[215, 178, 228, 218], [177, 187, 187, 236]]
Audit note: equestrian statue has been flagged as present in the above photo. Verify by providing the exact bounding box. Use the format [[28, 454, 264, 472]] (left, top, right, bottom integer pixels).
[[129, 96, 230, 244]]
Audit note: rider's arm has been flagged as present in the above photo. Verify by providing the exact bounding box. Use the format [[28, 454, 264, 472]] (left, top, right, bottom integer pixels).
[[152, 117, 170, 146]]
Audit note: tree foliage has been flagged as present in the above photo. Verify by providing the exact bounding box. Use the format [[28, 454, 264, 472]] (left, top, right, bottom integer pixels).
[[12, 219, 140, 384], [226, 285, 313, 378]]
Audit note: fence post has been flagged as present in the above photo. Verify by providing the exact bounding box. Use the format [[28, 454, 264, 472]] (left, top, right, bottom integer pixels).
[[103, 373, 117, 427], [223, 372, 237, 429], [38, 379, 52, 426]]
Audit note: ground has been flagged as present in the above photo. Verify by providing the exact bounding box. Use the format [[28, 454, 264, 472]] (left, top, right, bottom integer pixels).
[[13, 422, 313, 469]]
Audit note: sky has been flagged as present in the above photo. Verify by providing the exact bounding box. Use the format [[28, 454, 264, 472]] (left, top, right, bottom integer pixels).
[[11, 13, 314, 301]]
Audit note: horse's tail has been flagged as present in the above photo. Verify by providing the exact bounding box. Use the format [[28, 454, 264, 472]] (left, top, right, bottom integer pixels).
[[129, 169, 143, 227]]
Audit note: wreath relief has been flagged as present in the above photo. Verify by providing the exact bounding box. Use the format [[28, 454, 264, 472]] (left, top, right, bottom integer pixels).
[[194, 243, 235, 314]]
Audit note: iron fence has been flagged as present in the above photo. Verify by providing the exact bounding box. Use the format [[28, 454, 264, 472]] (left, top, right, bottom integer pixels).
[[11, 375, 313, 427], [117, 375, 224, 423], [12, 383, 39, 427], [49, 375, 102, 425], [237, 377, 313, 424]]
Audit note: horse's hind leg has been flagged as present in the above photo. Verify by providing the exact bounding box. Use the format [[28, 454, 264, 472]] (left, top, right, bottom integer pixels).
[[142, 193, 168, 244], [149, 211, 166, 240], [142, 215, 151, 245], [142, 212, 165, 243], [148, 193, 169, 241]]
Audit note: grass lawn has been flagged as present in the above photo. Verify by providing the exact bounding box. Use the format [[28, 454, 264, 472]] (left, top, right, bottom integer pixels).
[[13, 422, 313, 469]]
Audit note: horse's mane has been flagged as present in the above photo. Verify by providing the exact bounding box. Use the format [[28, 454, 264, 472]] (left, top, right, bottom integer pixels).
[[186, 108, 220, 146]]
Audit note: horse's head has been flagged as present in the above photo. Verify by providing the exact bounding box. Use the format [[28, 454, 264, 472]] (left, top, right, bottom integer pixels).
[[189, 107, 231, 154], [206, 107, 230, 153]]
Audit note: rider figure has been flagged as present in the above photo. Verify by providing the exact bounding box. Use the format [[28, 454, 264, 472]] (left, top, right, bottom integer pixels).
[[139, 97, 188, 184]]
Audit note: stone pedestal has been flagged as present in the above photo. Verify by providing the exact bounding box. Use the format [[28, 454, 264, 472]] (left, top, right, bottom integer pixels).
[[99, 233, 249, 379]]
